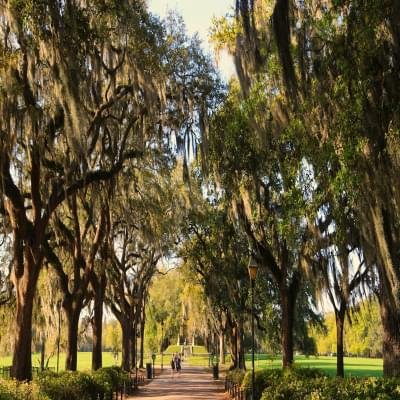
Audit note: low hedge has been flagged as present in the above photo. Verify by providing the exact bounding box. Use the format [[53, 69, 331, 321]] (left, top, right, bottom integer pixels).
[[0, 379, 50, 400], [241, 367, 326, 400], [36, 366, 129, 400], [226, 369, 246, 385], [257, 372, 400, 400]]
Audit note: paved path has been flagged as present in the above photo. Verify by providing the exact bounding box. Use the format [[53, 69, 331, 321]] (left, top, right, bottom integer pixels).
[[128, 366, 228, 399]]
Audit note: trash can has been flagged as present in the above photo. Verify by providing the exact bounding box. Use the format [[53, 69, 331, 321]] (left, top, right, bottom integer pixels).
[[212, 363, 219, 380], [146, 363, 152, 379]]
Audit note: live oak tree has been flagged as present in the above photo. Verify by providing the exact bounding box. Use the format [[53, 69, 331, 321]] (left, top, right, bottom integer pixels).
[[0, 0, 166, 380], [45, 188, 108, 371], [0, 0, 219, 380]]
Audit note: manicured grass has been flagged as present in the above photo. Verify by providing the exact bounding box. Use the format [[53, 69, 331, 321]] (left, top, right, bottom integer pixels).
[[184, 352, 383, 377], [0, 351, 383, 377], [250, 354, 383, 377], [0, 352, 121, 371]]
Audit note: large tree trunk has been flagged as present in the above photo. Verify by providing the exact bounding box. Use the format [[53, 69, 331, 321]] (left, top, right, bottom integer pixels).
[[140, 304, 146, 368], [121, 321, 131, 371], [92, 274, 106, 371], [238, 319, 246, 370], [281, 287, 295, 368], [219, 331, 225, 364], [11, 262, 40, 381], [64, 307, 81, 371], [40, 336, 46, 371], [365, 198, 400, 377], [229, 325, 238, 369], [335, 307, 346, 378], [380, 292, 400, 377]]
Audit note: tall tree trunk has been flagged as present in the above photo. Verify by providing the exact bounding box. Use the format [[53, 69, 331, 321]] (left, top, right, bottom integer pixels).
[[281, 287, 295, 368], [40, 336, 46, 371], [219, 331, 225, 364], [238, 319, 246, 370], [121, 321, 131, 371], [140, 305, 146, 368], [230, 325, 238, 369], [380, 292, 400, 377], [92, 274, 106, 371], [367, 197, 400, 376], [335, 306, 346, 378], [131, 320, 137, 370], [11, 259, 41, 381], [64, 307, 81, 371]]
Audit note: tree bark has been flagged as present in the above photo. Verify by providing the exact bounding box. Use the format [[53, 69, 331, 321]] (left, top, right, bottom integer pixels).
[[238, 319, 246, 370], [40, 337, 46, 371], [219, 331, 225, 364], [380, 292, 400, 377], [64, 307, 81, 371], [335, 307, 346, 378], [140, 302, 146, 368], [92, 274, 106, 370], [281, 287, 295, 368], [11, 262, 40, 380], [121, 321, 131, 371], [229, 325, 238, 369]]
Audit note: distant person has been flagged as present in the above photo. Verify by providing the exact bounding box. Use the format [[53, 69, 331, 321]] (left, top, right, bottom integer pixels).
[[176, 355, 182, 373], [170, 357, 175, 377]]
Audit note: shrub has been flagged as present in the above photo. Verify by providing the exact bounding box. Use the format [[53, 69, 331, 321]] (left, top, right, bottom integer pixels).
[[36, 370, 102, 400], [242, 369, 284, 400], [226, 369, 246, 385], [0, 379, 50, 400], [92, 366, 129, 393], [259, 375, 400, 400]]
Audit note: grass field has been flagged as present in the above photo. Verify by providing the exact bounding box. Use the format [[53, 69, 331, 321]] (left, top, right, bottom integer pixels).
[[0, 352, 121, 372], [251, 355, 383, 377], [185, 353, 383, 377], [0, 351, 383, 377]]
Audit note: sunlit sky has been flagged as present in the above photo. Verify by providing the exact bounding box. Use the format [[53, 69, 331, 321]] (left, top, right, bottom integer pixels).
[[147, 0, 236, 80]]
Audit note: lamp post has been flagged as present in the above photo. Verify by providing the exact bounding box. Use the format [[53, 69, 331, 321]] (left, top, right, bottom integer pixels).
[[161, 320, 164, 371], [248, 256, 258, 400], [56, 300, 62, 373]]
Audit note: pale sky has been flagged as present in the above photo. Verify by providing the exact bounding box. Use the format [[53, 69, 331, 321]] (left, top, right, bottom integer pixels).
[[147, 0, 236, 80]]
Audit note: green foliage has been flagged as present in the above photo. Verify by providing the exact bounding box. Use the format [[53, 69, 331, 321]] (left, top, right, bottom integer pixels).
[[0, 379, 49, 400], [36, 367, 128, 400], [260, 376, 400, 400], [226, 369, 246, 385], [242, 369, 284, 399], [242, 368, 325, 400], [311, 301, 383, 358]]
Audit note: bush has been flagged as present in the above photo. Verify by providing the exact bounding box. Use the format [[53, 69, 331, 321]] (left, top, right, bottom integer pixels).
[[0, 379, 50, 400], [226, 369, 246, 385], [36, 370, 102, 400], [259, 375, 400, 400], [92, 366, 129, 393], [242, 369, 284, 400]]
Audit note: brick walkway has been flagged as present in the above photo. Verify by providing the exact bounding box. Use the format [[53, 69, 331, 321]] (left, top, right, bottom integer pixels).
[[128, 365, 229, 399]]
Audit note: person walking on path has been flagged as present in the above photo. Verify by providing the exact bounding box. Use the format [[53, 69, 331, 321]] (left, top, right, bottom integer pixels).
[[176, 354, 181, 374], [170, 357, 175, 377], [126, 365, 228, 399]]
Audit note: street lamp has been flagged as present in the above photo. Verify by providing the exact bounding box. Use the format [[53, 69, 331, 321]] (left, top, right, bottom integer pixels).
[[56, 300, 62, 373], [248, 256, 258, 400], [160, 320, 164, 371]]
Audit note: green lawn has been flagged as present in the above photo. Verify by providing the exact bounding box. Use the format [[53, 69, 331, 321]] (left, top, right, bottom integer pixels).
[[251, 355, 383, 377], [0, 351, 383, 377], [0, 352, 121, 372], [185, 353, 383, 377]]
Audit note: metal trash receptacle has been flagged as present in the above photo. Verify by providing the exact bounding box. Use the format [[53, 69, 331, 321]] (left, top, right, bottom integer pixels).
[[146, 363, 152, 379], [212, 364, 219, 379]]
